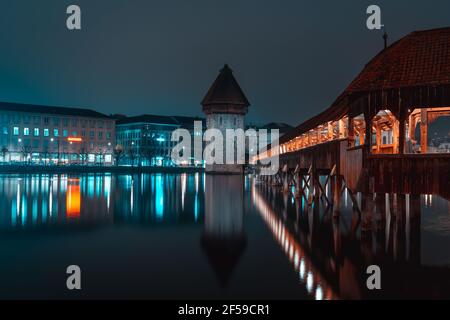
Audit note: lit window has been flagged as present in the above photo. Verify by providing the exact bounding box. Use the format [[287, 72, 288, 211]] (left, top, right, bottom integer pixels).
[[72, 131, 77, 137], [54, 129, 59, 137], [24, 128, 30, 136], [13, 127, 19, 135], [34, 128, 39, 136], [2, 127, 7, 135], [44, 129, 49, 137], [63, 130, 68, 137]]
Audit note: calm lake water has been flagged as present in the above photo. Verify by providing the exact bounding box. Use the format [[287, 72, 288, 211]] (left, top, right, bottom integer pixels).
[[0, 173, 449, 299]]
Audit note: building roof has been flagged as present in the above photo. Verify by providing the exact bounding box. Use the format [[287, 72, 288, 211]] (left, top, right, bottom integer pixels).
[[202, 64, 250, 108], [279, 26, 450, 145], [171, 115, 205, 126], [116, 115, 207, 128], [0, 101, 111, 119], [345, 27, 450, 93], [116, 114, 179, 126]]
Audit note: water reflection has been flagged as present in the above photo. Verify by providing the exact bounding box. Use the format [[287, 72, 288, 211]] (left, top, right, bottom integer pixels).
[[0, 174, 205, 229], [253, 176, 450, 299], [66, 179, 81, 219], [202, 175, 246, 286], [0, 173, 449, 299]]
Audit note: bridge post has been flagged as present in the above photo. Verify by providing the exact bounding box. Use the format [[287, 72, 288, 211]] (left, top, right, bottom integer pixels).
[[282, 164, 289, 193], [332, 174, 342, 218], [364, 112, 373, 155], [399, 112, 406, 154], [420, 108, 428, 153], [293, 165, 302, 198], [348, 116, 355, 148]]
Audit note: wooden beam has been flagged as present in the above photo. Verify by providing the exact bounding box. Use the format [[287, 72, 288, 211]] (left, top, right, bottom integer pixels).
[[376, 124, 382, 154], [365, 115, 372, 154], [393, 118, 399, 153], [348, 117, 355, 148], [420, 108, 428, 153], [328, 122, 333, 140], [399, 112, 406, 154], [339, 118, 346, 138]]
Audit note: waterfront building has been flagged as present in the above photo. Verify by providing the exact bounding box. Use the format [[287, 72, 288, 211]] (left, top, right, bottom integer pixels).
[[0, 102, 115, 165], [202, 64, 250, 174], [171, 116, 206, 166], [116, 115, 206, 167], [116, 115, 179, 166]]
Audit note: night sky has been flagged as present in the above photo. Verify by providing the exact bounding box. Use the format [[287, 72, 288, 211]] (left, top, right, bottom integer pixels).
[[0, 0, 449, 126]]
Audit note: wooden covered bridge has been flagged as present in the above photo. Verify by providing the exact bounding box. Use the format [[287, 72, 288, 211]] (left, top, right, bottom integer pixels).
[[257, 27, 450, 200]]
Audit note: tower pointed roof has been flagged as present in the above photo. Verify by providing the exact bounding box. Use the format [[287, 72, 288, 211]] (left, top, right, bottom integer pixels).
[[202, 64, 250, 114]]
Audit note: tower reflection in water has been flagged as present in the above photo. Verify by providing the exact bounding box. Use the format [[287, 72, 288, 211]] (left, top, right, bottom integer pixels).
[[202, 175, 246, 286]]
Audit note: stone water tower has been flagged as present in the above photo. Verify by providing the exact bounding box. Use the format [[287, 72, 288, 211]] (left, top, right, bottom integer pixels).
[[201, 64, 250, 174]]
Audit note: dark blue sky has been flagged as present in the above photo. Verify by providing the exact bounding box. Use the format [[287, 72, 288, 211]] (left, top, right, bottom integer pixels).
[[0, 0, 449, 125]]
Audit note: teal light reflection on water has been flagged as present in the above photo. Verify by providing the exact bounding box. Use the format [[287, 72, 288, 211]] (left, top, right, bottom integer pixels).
[[194, 173, 199, 222], [11, 200, 17, 227], [21, 193, 27, 226], [155, 175, 164, 220]]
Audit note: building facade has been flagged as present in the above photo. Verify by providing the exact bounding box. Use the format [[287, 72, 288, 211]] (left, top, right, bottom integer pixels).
[[116, 115, 206, 167], [116, 115, 180, 166], [0, 102, 115, 165]]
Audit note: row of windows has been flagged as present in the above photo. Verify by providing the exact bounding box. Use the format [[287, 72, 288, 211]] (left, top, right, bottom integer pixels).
[[0, 114, 113, 129], [2, 127, 111, 140], [116, 130, 172, 140], [1, 139, 112, 150]]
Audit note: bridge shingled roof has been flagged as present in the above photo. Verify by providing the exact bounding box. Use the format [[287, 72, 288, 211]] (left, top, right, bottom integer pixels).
[[279, 26, 450, 145]]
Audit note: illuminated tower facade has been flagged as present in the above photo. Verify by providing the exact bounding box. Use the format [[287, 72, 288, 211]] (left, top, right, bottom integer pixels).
[[201, 64, 250, 174]]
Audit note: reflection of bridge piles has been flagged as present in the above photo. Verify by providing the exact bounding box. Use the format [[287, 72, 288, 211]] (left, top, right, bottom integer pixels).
[[254, 176, 436, 298], [202, 175, 246, 286], [253, 183, 338, 300]]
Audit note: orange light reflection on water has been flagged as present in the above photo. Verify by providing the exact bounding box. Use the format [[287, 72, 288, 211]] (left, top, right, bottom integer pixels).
[[66, 179, 81, 219]]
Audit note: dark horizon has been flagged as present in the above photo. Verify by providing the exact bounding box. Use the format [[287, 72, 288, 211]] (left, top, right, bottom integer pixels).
[[0, 0, 449, 126]]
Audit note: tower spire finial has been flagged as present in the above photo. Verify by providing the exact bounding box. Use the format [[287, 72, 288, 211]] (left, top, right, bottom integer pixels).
[[382, 27, 388, 49]]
